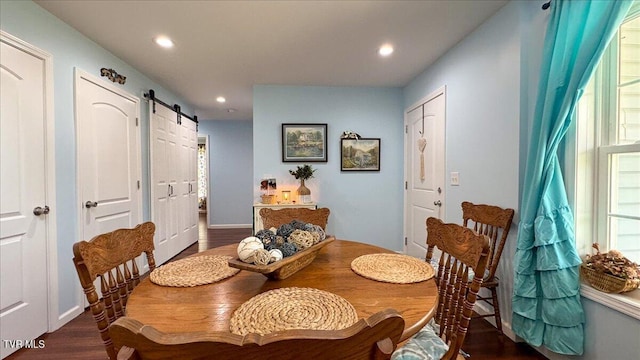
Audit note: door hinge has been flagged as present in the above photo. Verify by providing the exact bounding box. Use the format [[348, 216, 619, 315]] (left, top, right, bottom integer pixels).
[[404, 237, 408, 246], [137, 180, 140, 189], [405, 125, 408, 134], [136, 117, 139, 126], [405, 181, 407, 190]]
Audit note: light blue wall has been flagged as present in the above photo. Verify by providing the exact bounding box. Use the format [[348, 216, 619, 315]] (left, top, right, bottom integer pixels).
[[197, 120, 254, 226], [403, 0, 522, 339], [404, 2, 520, 222], [253, 85, 404, 250], [0, 1, 193, 318]]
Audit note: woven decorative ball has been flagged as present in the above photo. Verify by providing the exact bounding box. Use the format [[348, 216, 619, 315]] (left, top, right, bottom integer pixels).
[[305, 224, 326, 241], [279, 242, 297, 257], [290, 219, 307, 230], [255, 230, 276, 247], [255, 229, 271, 238], [252, 248, 271, 265], [269, 248, 283, 263], [229, 287, 358, 336], [309, 231, 321, 244], [277, 223, 295, 238], [237, 236, 264, 263], [289, 229, 314, 250], [274, 235, 286, 247]]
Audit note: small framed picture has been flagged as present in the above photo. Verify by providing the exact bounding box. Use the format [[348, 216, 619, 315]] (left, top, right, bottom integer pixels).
[[282, 123, 328, 162], [341, 138, 380, 171]]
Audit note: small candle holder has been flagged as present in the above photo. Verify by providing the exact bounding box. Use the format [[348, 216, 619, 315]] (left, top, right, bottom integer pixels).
[[281, 190, 291, 204]]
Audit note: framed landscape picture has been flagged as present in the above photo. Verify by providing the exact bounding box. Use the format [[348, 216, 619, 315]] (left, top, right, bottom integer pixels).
[[341, 138, 380, 171], [282, 123, 328, 162]]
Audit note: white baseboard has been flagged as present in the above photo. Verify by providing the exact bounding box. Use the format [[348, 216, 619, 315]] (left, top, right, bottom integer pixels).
[[208, 224, 252, 229]]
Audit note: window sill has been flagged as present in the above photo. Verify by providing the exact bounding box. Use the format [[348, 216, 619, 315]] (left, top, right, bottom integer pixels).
[[580, 282, 640, 320]]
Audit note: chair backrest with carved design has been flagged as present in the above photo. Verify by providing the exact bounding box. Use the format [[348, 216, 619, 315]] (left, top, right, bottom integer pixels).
[[110, 308, 404, 360], [425, 217, 490, 360], [72, 222, 156, 360], [260, 207, 330, 230], [461, 201, 514, 282]]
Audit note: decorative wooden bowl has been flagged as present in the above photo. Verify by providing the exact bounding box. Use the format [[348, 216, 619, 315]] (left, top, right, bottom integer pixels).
[[228, 236, 335, 280]]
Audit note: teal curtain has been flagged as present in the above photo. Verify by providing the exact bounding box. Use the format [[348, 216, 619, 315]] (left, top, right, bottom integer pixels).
[[513, 0, 632, 355]]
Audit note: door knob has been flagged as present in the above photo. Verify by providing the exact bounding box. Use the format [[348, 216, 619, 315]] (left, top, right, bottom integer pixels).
[[434, 200, 442, 207], [33, 206, 50, 216], [85, 201, 98, 208]]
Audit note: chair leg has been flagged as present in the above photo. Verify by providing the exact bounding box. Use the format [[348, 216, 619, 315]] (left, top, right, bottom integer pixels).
[[490, 287, 503, 338]]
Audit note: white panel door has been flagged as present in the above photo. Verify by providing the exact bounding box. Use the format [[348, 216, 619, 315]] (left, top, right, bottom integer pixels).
[[187, 120, 198, 245], [405, 88, 446, 258], [178, 119, 198, 251], [149, 103, 179, 265], [76, 70, 141, 253], [0, 35, 50, 359]]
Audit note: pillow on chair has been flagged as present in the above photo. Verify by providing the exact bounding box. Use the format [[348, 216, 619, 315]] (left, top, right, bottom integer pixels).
[[391, 319, 448, 360]]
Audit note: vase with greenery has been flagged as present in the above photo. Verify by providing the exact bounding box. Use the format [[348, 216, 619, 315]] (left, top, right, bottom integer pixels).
[[289, 164, 315, 202]]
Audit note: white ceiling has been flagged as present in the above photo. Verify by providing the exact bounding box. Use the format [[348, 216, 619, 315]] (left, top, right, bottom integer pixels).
[[35, 0, 508, 120]]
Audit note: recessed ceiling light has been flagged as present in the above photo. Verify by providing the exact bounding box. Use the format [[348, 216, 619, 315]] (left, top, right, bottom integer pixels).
[[154, 36, 174, 48], [378, 44, 394, 57], [216, 97, 226, 103]]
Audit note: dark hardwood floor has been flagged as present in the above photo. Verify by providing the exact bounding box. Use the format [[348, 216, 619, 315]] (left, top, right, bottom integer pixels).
[[6, 214, 546, 359]]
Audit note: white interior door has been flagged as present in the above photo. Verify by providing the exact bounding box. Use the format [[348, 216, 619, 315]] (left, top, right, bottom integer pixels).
[[178, 119, 198, 251], [0, 33, 52, 359], [150, 103, 179, 265], [404, 87, 446, 258], [76, 69, 142, 258]]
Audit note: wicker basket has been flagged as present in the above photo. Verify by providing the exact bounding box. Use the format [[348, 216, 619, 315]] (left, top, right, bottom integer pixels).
[[580, 264, 640, 293], [260, 195, 276, 204]]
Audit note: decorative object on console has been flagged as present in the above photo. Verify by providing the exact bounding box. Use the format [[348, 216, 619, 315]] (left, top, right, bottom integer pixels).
[[281, 190, 291, 204], [282, 123, 328, 162], [260, 178, 277, 204], [289, 164, 316, 203], [341, 138, 380, 171]]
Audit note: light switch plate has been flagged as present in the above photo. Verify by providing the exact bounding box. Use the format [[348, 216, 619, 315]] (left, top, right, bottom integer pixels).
[[450, 172, 460, 186]]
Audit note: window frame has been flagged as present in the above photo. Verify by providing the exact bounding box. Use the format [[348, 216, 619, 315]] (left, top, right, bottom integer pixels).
[[572, 3, 640, 315]]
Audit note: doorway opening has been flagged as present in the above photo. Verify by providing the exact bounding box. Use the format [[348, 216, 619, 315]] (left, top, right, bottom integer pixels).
[[197, 136, 209, 235]]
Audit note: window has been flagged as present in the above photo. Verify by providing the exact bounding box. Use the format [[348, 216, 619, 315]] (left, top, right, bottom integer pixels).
[[576, 5, 640, 264]]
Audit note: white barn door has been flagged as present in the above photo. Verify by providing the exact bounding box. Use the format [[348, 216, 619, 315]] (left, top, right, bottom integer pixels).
[[149, 102, 198, 264], [149, 103, 179, 264]]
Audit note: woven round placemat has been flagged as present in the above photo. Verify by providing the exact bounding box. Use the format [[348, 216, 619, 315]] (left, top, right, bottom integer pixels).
[[150, 255, 240, 287], [229, 287, 358, 336], [351, 253, 435, 284]]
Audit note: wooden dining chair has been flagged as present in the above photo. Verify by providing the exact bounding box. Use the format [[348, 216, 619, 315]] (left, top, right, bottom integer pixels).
[[392, 218, 490, 360], [73, 222, 156, 360], [461, 201, 514, 337], [110, 308, 405, 360], [260, 207, 331, 230]]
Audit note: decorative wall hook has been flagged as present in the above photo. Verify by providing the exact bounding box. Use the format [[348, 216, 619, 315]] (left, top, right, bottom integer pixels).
[[341, 130, 361, 140], [100, 68, 127, 84]]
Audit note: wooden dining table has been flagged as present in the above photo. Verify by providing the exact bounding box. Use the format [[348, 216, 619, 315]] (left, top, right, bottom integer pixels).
[[126, 239, 438, 341]]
